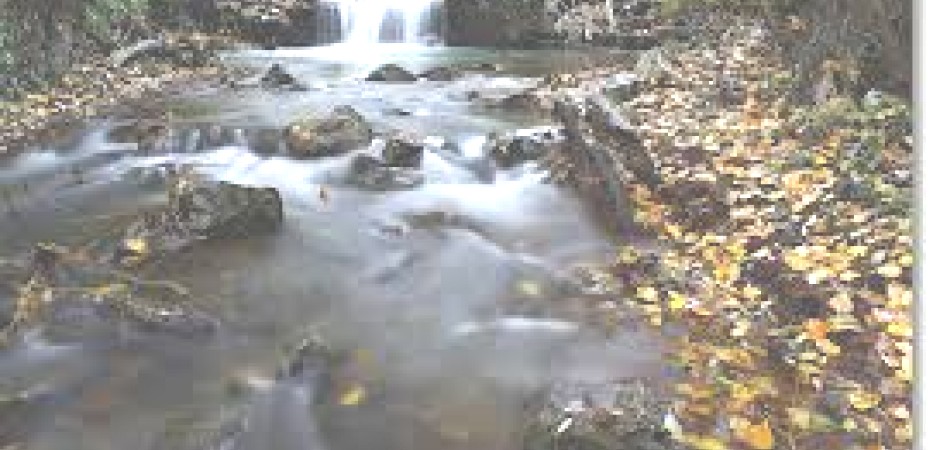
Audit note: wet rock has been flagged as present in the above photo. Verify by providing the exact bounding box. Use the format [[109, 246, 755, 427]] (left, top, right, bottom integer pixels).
[[484, 127, 566, 168], [110, 38, 167, 67], [522, 379, 680, 450], [285, 105, 373, 158], [118, 172, 283, 261], [0, 395, 37, 447], [277, 331, 338, 404], [420, 66, 461, 81], [110, 35, 217, 68], [108, 120, 168, 150], [381, 134, 425, 168], [250, 127, 286, 155], [260, 63, 305, 90], [602, 73, 642, 103], [151, 406, 247, 450], [346, 154, 424, 191], [493, 90, 553, 114], [365, 64, 417, 82]]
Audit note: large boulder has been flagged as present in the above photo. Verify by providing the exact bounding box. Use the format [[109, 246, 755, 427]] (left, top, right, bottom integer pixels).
[[285, 105, 373, 158], [365, 64, 417, 82], [522, 379, 680, 450], [116, 171, 283, 262]]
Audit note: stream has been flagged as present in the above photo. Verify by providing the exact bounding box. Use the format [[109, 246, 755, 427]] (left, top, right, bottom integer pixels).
[[0, 43, 666, 450]]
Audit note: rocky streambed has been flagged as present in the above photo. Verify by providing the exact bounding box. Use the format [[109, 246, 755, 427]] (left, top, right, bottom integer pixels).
[[1, 44, 682, 450]]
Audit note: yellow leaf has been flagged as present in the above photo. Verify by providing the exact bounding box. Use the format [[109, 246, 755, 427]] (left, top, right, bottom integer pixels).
[[847, 245, 869, 258], [817, 339, 841, 356], [731, 320, 750, 337], [887, 284, 913, 308], [619, 247, 639, 264], [338, 384, 366, 406], [741, 285, 762, 300], [667, 291, 687, 311], [124, 238, 148, 255], [848, 390, 881, 411], [886, 322, 912, 338], [683, 434, 728, 450], [877, 264, 903, 278], [898, 253, 914, 267], [829, 292, 853, 314], [731, 382, 757, 402], [636, 286, 658, 302], [786, 407, 837, 431], [896, 422, 914, 442], [891, 405, 911, 420], [713, 261, 739, 284]]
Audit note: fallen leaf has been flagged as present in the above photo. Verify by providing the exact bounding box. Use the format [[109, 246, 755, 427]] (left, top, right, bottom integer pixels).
[[338, 384, 366, 406], [733, 418, 774, 450]]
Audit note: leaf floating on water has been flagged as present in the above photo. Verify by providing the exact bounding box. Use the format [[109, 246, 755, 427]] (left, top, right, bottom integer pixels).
[[338, 384, 366, 406], [517, 280, 541, 297]]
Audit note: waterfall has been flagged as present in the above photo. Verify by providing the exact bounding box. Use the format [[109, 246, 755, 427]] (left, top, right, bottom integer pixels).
[[326, 0, 439, 44]]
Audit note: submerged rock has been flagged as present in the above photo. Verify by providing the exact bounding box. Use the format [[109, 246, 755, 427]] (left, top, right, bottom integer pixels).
[[522, 379, 681, 450], [151, 331, 338, 450], [285, 105, 373, 158], [1, 248, 218, 343], [41, 279, 218, 341], [365, 64, 417, 82]]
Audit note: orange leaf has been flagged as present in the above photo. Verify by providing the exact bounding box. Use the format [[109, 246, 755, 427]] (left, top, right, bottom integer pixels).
[[804, 319, 829, 341], [734, 419, 774, 450]]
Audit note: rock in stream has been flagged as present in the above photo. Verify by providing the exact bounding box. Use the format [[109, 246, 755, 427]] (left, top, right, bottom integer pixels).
[[285, 105, 373, 158]]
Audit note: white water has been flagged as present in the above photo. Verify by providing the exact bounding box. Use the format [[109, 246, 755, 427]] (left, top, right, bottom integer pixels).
[[328, 0, 438, 44]]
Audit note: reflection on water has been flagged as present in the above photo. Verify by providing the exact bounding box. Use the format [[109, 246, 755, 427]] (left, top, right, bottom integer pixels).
[[0, 45, 660, 450]]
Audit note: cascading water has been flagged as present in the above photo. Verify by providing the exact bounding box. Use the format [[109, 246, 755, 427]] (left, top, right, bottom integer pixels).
[[327, 0, 439, 44]]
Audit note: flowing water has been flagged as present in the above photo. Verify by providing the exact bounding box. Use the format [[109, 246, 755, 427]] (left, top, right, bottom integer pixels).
[[327, 0, 440, 44], [0, 44, 663, 450]]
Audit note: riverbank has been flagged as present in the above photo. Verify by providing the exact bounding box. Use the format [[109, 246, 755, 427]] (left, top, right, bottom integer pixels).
[[553, 19, 913, 450], [0, 33, 252, 157]]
